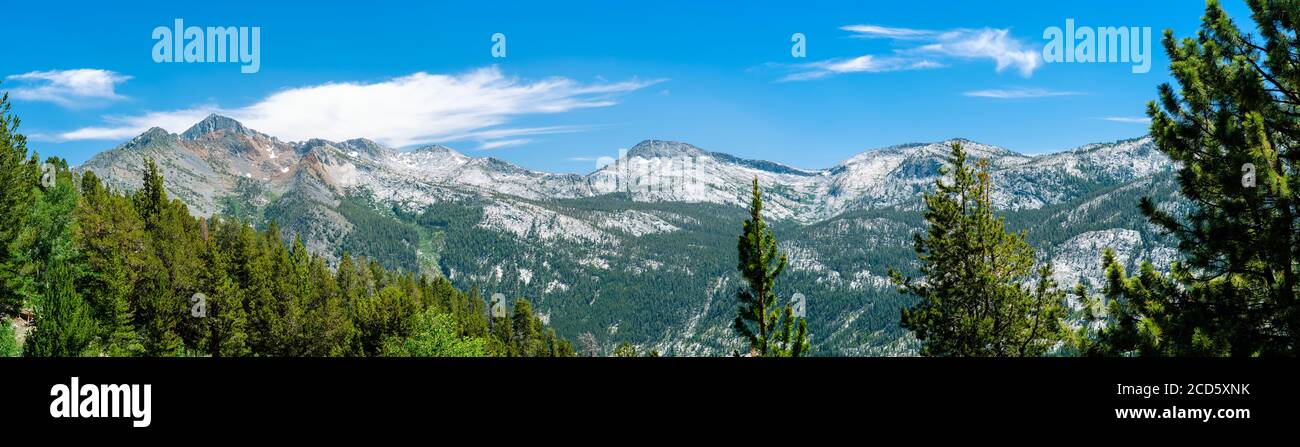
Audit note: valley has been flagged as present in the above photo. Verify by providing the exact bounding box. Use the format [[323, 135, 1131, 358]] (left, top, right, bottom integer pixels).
[[76, 114, 1180, 355]]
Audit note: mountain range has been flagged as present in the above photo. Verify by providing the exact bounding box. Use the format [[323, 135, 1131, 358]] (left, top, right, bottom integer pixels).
[[76, 114, 1181, 355]]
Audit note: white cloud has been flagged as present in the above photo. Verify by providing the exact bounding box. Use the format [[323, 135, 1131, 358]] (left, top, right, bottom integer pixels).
[[915, 28, 1040, 77], [840, 25, 933, 40], [788, 24, 1041, 81], [963, 87, 1081, 99], [443, 124, 595, 143], [784, 55, 943, 81], [1100, 116, 1151, 123], [46, 66, 663, 146], [478, 139, 530, 150], [4, 69, 131, 108], [52, 106, 218, 140]]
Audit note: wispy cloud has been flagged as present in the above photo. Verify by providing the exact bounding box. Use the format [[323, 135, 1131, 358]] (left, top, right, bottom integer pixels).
[[442, 124, 596, 143], [478, 138, 531, 150], [44, 66, 664, 147], [1100, 116, 1151, 123], [47, 106, 218, 141], [911, 28, 1041, 77], [962, 87, 1081, 99], [785, 24, 1041, 81], [4, 69, 131, 108], [568, 149, 625, 166], [840, 25, 933, 40], [783, 56, 943, 81]]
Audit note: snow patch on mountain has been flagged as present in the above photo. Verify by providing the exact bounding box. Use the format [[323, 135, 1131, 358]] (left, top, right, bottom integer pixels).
[[594, 210, 679, 236], [849, 270, 892, 291], [545, 279, 569, 294], [782, 242, 829, 274], [1050, 229, 1143, 288], [478, 201, 612, 244]]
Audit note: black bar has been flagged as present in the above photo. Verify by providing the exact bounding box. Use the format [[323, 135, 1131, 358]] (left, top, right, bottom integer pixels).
[[2, 358, 1293, 437]]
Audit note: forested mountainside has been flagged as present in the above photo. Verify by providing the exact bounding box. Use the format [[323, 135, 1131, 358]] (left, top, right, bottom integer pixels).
[[77, 115, 1176, 355]]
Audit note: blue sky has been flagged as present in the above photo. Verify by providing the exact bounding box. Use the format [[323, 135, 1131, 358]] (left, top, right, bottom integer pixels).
[[2, 0, 1253, 173]]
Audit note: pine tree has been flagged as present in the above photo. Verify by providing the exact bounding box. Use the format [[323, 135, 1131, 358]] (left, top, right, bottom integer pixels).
[[889, 143, 1067, 357], [1074, 250, 1185, 356], [137, 267, 182, 356], [543, 328, 562, 357], [0, 88, 39, 316], [10, 161, 81, 314], [489, 308, 515, 357], [769, 304, 811, 357], [511, 298, 540, 356], [120, 159, 191, 356], [734, 177, 808, 356], [304, 253, 354, 356], [197, 220, 249, 357], [104, 280, 143, 357], [23, 262, 96, 357], [75, 171, 146, 356], [1080, 0, 1300, 356], [337, 252, 360, 304], [134, 158, 167, 232], [242, 222, 281, 355], [461, 284, 488, 338]]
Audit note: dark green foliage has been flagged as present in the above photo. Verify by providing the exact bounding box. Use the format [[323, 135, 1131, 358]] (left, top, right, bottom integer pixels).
[[890, 143, 1068, 357], [134, 158, 167, 232], [136, 272, 182, 356], [353, 283, 419, 356], [76, 170, 145, 356], [23, 262, 95, 357], [412, 191, 916, 355], [1079, 0, 1300, 356], [461, 284, 489, 338], [734, 177, 808, 357], [0, 123, 567, 356], [511, 298, 540, 355], [5, 147, 98, 357], [10, 160, 81, 313], [1074, 250, 1186, 356], [196, 224, 250, 357], [476, 296, 570, 357], [0, 88, 40, 316], [336, 194, 421, 273], [79, 163, 570, 357]]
